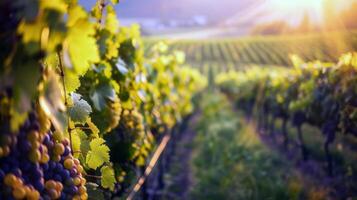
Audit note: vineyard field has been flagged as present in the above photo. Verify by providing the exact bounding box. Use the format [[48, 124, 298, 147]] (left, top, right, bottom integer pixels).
[[3, 0, 357, 199], [145, 31, 357, 74]]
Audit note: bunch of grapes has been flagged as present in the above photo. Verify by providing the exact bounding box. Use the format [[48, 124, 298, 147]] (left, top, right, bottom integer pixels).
[[120, 109, 145, 139], [0, 112, 88, 199], [105, 96, 122, 133]]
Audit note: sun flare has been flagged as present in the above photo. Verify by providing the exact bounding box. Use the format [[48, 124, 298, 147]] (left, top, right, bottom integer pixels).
[[268, 0, 325, 24]]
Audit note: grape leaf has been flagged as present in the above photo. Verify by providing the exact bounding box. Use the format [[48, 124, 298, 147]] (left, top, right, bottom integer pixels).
[[90, 83, 115, 111], [78, 130, 90, 158], [17, 20, 44, 44], [40, 0, 67, 13], [65, 5, 99, 75], [70, 129, 82, 158], [116, 59, 128, 75], [100, 166, 116, 191], [64, 69, 81, 93], [68, 93, 92, 123], [105, 6, 119, 34], [86, 118, 100, 137], [86, 138, 110, 169], [97, 30, 110, 58], [110, 0, 119, 4]]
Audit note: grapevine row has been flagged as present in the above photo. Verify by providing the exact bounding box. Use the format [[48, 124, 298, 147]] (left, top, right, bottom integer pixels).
[[0, 0, 206, 199], [145, 32, 357, 75], [216, 53, 357, 176]]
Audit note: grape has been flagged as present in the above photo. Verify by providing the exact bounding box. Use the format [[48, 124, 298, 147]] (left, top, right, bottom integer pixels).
[[55, 182, 63, 191], [47, 188, 59, 199], [70, 168, 78, 177], [52, 131, 63, 142], [73, 177, 81, 186], [53, 143, 65, 155], [0, 114, 88, 199], [64, 159, 74, 170], [45, 180, 56, 190], [26, 190, 40, 200], [12, 187, 26, 199], [2, 146, 10, 156], [41, 154, 50, 163], [0, 147, 4, 157], [4, 173, 16, 186], [27, 131, 39, 143], [29, 150, 41, 163], [52, 155, 61, 162], [78, 185, 87, 194]]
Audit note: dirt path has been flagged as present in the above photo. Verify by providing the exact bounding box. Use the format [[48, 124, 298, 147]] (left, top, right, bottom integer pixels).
[[159, 113, 200, 199]]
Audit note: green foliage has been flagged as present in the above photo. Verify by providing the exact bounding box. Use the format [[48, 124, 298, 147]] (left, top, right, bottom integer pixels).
[[100, 166, 116, 191], [68, 93, 92, 123], [192, 93, 301, 199], [0, 0, 206, 196], [86, 138, 110, 170]]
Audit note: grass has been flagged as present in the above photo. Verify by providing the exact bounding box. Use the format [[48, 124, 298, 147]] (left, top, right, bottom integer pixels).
[[190, 92, 305, 200]]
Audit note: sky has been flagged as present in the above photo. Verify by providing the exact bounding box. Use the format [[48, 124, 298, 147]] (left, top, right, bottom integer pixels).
[[79, 0, 356, 26]]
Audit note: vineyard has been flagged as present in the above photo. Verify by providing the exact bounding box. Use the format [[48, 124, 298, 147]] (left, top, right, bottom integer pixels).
[[0, 0, 206, 199], [2, 0, 357, 199], [145, 32, 357, 75]]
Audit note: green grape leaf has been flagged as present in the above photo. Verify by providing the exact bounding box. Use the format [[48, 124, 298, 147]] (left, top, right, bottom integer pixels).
[[116, 59, 128, 75], [86, 118, 100, 137], [105, 6, 119, 34], [110, 0, 119, 4], [40, 0, 67, 13], [17, 20, 44, 44], [86, 138, 110, 169], [70, 129, 82, 158], [97, 30, 110, 58], [100, 166, 116, 191], [90, 83, 115, 111], [67, 5, 87, 27], [64, 69, 81, 93], [78, 130, 90, 158], [65, 5, 99, 75], [68, 93, 92, 123]]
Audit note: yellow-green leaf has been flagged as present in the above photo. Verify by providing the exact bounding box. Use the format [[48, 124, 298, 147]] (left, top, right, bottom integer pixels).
[[86, 138, 110, 169], [100, 166, 116, 191]]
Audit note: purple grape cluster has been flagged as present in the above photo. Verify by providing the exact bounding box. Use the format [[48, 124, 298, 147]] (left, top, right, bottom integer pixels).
[[0, 113, 87, 199]]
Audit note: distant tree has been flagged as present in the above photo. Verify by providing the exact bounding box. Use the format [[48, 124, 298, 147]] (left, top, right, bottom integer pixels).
[[297, 11, 312, 33], [250, 21, 290, 35]]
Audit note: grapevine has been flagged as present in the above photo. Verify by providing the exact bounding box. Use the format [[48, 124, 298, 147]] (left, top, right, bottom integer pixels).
[[216, 52, 357, 175], [0, 0, 206, 199]]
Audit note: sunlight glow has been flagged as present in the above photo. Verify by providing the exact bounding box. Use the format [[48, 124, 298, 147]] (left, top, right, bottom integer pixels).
[[271, 0, 324, 10], [269, 0, 324, 24]]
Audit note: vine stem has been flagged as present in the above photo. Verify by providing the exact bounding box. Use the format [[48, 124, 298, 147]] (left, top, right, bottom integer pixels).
[[57, 51, 74, 154], [85, 174, 102, 179], [97, 0, 107, 24]]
